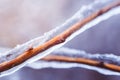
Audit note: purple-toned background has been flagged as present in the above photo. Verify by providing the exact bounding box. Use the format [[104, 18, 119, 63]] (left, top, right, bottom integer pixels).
[[0, 0, 120, 80]]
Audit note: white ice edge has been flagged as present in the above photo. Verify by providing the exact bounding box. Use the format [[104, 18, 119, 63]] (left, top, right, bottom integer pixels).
[[27, 61, 120, 76], [0, 0, 120, 77]]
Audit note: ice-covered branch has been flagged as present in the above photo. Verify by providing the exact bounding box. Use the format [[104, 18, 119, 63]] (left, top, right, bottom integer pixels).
[[52, 47, 120, 65], [27, 47, 120, 75], [0, 0, 120, 77]]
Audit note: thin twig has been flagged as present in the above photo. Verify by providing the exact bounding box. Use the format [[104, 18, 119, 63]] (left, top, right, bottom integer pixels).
[[0, 1, 120, 72], [42, 55, 120, 72]]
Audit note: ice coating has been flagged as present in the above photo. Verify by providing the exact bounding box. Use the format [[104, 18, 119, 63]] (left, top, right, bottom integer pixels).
[[52, 47, 120, 65], [0, 0, 120, 77], [27, 61, 120, 75], [26, 47, 120, 75]]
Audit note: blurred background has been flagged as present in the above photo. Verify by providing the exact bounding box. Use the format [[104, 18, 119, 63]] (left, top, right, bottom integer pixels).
[[0, 0, 120, 80]]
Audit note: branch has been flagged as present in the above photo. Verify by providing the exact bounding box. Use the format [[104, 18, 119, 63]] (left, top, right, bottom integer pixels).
[[42, 55, 120, 72], [52, 47, 120, 65], [26, 47, 120, 75], [0, 0, 120, 77]]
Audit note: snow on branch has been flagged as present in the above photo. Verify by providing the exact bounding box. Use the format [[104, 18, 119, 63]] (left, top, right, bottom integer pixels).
[[0, 0, 120, 77]]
